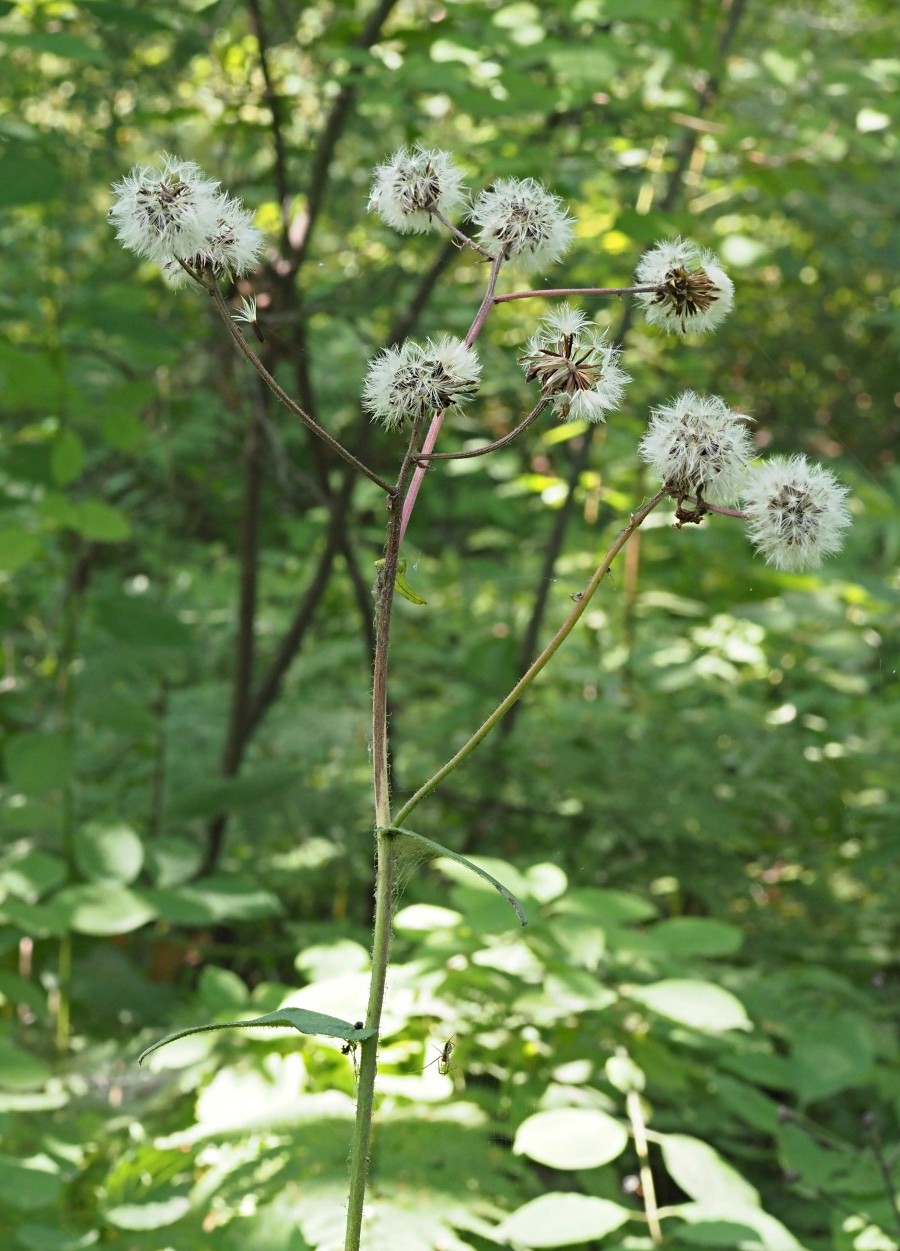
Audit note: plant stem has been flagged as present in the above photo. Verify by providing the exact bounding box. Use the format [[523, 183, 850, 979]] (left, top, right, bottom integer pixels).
[[493, 284, 660, 304], [344, 424, 422, 1251], [394, 488, 669, 826], [431, 209, 494, 259], [418, 398, 550, 461], [626, 1088, 663, 1246], [203, 277, 395, 495], [399, 253, 504, 542]]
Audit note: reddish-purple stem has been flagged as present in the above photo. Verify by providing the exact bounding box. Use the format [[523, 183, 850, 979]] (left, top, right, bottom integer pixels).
[[398, 253, 503, 542]]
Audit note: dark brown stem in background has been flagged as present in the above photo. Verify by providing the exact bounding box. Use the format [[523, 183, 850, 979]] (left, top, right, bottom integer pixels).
[[201, 388, 265, 877], [245, 0, 292, 243], [498, 422, 599, 744], [291, 0, 400, 273], [246, 470, 358, 737], [659, 0, 748, 211]]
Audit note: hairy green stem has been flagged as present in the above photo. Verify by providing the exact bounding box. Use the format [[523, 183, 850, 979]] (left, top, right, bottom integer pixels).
[[344, 424, 422, 1251], [394, 488, 670, 826]]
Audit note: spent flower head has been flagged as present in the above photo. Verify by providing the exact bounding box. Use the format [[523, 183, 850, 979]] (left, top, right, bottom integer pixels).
[[635, 238, 734, 335], [472, 178, 574, 271], [368, 146, 466, 235], [639, 391, 753, 504], [109, 155, 222, 266], [519, 305, 630, 423], [110, 156, 262, 284], [363, 336, 481, 431], [742, 455, 851, 572], [161, 191, 263, 287]]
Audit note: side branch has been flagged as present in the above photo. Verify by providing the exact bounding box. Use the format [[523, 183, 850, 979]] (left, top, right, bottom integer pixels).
[[393, 488, 671, 826], [204, 277, 395, 494], [418, 398, 550, 462], [494, 284, 660, 305]]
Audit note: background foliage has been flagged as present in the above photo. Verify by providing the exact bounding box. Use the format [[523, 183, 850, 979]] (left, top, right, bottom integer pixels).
[[1, 1, 898, 1249]]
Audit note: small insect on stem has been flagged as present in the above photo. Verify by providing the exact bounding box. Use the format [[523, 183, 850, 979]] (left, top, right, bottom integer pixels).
[[341, 1020, 365, 1077], [424, 1035, 456, 1077]]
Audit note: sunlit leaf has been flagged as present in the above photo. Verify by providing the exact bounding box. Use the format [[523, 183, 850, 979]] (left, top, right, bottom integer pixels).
[[495, 1193, 631, 1247], [625, 979, 752, 1033], [514, 1107, 628, 1170]]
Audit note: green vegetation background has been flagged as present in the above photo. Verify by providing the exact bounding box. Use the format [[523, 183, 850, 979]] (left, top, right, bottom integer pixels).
[[0, 1, 897, 1249]]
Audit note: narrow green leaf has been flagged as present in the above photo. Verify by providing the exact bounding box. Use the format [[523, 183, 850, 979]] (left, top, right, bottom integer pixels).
[[383, 826, 528, 925], [138, 1008, 374, 1065]]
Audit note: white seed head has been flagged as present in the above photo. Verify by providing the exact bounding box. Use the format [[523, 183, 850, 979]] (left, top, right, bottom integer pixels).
[[742, 455, 851, 572], [363, 336, 481, 431], [109, 154, 222, 266], [368, 146, 467, 234], [519, 307, 630, 423], [639, 391, 754, 504], [161, 191, 263, 287], [635, 237, 734, 335], [472, 177, 574, 272]]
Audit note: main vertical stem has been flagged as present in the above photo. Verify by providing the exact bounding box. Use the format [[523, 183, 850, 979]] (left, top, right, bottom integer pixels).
[[344, 427, 420, 1251]]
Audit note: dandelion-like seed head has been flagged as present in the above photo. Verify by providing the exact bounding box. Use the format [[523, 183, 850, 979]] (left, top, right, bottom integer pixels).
[[742, 455, 851, 572], [109, 155, 222, 266], [518, 305, 630, 423], [472, 178, 574, 272], [363, 337, 481, 431], [160, 192, 263, 288], [635, 238, 734, 335], [368, 146, 466, 235], [639, 391, 754, 504], [111, 156, 263, 288]]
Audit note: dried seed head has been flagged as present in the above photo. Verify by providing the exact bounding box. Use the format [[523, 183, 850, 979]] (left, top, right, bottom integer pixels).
[[635, 238, 734, 335], [742, 455, 851, 572], [519, 305, 630, 423], [639, 390, 754, 504], [368, 147, 467, 234], [363, 337, 481, 431], [472, 178, 574, 272]]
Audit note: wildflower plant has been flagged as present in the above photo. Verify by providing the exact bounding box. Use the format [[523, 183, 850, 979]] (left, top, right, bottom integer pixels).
[[113, 147, 853, 1251]]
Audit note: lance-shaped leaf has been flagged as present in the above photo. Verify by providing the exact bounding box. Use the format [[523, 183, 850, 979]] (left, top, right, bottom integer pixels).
[[138, 1009, 374, 1065], [383, 826, 528, 926]]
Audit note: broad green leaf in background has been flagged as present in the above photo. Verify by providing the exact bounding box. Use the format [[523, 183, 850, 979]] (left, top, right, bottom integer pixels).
[[660, 1134, 761, 1209], [73, 822, 144, 884], [513, 1107, 629, 1170], [0, 1154, 63, 1211], [494, 1193, 631, 1247], [54, 883, 157, 936], [625, 979, 753, 1033], [3, 731, 73, 796]]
